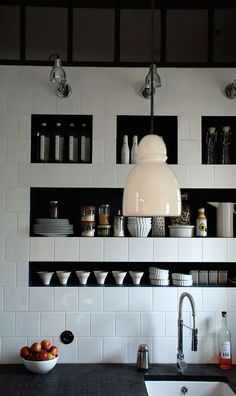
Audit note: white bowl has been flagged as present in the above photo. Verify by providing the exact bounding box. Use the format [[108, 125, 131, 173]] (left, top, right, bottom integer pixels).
[[168, 225, 195, 237], [149, 273, 169, 280], [21, 355, 58, 374], [127, 222, 151, 237], [94, 271, 108, 285], [37, 271, 54, 285], [112, 271, 127, 285], [150, 279, 170, 286], [56, 271, 71, 285], [149, 267, 169, 276], [172, 273, 192, 281], [76, 271, 91, 285], [172, 279, 193, 286], [129, 271, 144, 285]]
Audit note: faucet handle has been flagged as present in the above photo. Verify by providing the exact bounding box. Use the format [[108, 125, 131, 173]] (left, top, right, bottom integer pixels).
[[191, 328, 198, 351]]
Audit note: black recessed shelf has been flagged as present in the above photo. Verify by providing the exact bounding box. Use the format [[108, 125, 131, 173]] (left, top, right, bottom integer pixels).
[[202, 116, 236, 164], [31, 114, 93, 164], [30, 188, 236, 238], [29, 261, 235, 287], [116, 115, 178, 164]]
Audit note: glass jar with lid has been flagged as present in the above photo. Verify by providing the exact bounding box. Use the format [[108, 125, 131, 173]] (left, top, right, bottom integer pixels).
[[80, 206, 96, 222], [80, 222, 95, 237], [98, 204, 110, 225], [97, 224, 111, 237]]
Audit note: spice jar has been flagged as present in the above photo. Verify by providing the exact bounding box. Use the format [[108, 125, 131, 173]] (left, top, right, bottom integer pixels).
[[80, 206, 96, 222], [99, 204, 110, 225], [80, 222, 95, 237], [97, 224, 111, 237]]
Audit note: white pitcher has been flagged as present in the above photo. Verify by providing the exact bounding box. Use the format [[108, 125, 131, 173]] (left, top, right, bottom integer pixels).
[[207, 202, 236, 237]]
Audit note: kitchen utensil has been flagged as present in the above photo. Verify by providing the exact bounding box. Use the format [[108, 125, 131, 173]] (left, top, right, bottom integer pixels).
[[207, 202, 236, 237]]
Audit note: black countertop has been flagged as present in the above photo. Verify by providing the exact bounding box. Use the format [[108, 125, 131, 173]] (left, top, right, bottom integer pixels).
[[0, 363, 235, 396]]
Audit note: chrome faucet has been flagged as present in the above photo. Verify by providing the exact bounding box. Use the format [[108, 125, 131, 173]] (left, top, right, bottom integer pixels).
[[177, 292, 198, 375]]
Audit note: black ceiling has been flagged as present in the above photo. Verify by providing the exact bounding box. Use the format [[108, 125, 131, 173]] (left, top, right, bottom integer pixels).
[[0, 0, 236, 8]]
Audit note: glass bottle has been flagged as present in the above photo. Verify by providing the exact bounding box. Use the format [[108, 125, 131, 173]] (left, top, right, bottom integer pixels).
[[54, 122, 64, 162], [196, 207, 207, 237], [220, 126, 231, 164], [206, 127, 217, 164], [131, 135, 138, 164], [80, 123, 91, 163], [218, 311, 232, 369], [68, 122, 79, 163], [49, 201, 59, 219], [37, 122, 50, 163], [121, 135, 130, 164]]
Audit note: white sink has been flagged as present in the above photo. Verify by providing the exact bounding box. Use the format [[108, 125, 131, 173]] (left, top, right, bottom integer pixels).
[[145, 377, 236, 396]]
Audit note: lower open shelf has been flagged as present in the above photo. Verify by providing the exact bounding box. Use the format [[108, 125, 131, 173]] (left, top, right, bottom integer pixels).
[[29, 261, 234, 287]]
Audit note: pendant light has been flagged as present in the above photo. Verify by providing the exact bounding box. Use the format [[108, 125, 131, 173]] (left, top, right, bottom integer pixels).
[[122, 0, 181, 217]]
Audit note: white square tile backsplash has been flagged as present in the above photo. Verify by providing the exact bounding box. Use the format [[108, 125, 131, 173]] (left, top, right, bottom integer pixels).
[[0, 65, 236, 365]]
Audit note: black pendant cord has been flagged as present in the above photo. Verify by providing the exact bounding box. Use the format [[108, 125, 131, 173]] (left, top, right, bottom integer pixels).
[[150, 0, 154, 134]]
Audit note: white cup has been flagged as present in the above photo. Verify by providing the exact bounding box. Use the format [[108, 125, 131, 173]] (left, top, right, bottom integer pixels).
[[112, 271, 127, 285], [56, 271, 71, 285], [129, 271, 144, 285], [37, 271, 54, 285], [76, 271, 91, 285], [94, 271, 108, 285]]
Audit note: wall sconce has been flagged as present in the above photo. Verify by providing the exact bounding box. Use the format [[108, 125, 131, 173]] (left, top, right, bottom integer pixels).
[[224, 80, 236, 100], [140, 64, 161, 98], [49, 54, 72, 98]]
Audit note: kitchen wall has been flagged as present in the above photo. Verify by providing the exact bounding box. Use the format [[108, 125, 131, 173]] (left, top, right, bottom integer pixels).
[[0, 65, 236, 364]]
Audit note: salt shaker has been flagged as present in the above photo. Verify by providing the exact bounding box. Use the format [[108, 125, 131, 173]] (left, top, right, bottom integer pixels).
[[113, 210, 125, 237], [137, 344, 149, 370]]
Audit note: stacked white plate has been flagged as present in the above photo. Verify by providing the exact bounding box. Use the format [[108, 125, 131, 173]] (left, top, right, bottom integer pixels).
[[149, 266, 169, 286], [171, 273, 193, 286], [127, 217, 152, 237], [33, 218, 74, 237]]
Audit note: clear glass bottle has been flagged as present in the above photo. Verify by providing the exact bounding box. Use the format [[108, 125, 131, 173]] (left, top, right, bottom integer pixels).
[[206, 126, 217, 164], [54, 122, 64, 162], [68, 122, 79, 163], [196, 207, 207, 237], [218, 311, 232, 369], [49, 201, 59, 219], [37, 122, 50, 163], [121, 135, 130, 164], [80, 123, 91, 163], [131, 135, 138, 164], [220, 126, 231, 164]]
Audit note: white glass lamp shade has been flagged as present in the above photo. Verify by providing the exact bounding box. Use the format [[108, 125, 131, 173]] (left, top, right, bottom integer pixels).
[[122, 134, 181, 217], [50, 58, 66, 83]]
